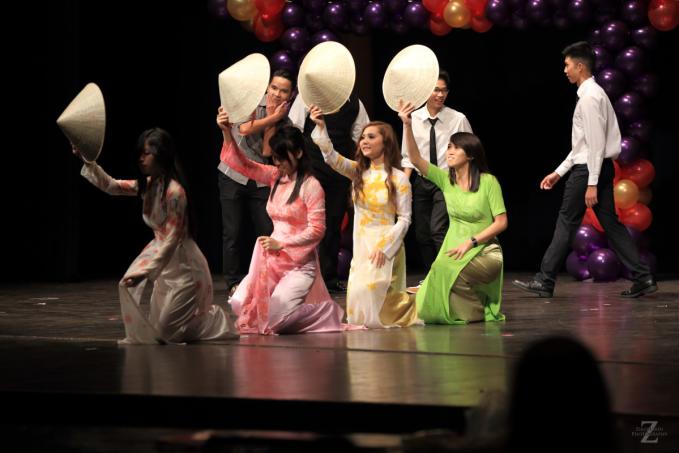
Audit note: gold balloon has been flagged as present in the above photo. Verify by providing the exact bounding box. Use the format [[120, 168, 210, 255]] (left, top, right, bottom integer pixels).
[[638, 187, 653, 205], [614, 179, 640, 210], [227, 0, 256, 21], [443, 0, 471, 28]]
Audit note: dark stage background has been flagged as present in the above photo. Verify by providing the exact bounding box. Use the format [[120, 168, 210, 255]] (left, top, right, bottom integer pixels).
[[8, 0, 678, 282]]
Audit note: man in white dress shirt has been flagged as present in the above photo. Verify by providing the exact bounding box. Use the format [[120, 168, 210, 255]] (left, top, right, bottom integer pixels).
[[513, 41, 656, 298], [401, 70, 472, 276]]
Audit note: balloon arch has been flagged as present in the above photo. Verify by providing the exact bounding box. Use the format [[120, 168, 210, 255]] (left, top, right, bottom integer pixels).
[[210, 0, 678, 282]]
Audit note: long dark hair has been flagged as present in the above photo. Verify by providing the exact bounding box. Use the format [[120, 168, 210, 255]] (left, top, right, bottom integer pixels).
[[448, 132, 490, 193], [269, 126, 311, 204], [353, 121, 402, 210], [136, 128, 195, 236]]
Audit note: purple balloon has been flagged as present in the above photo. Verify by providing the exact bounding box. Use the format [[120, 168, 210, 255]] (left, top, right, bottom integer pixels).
[[567, 251, 591, 281], [281, 27, 310, 53], [626, 120, 652, 143], [271, 50, 296, 72], [572, 224, 607, 259], [208, 0, 229, 19], [323, 2, 347, 31], [364, 1, 387, 29], [587, 248, 621, 282], [512, 13, 530, 30], [621, 0, 647, 27], [350, 13, 370, 34], [632, 26, 658, 50], [283, 4, 306, 27], [303, 0, 326, 13], [615, 46, 645, 77], [526, 0, 551, 23], [568, 0, 592, 24], [337, 248, 352, 279], [548, 0, 568, 8], [592, 45, 611, 72], [597, 68, 627, 99], [347, 0, 368, 14], [486, 0, 511, 26], [554, 11, 571, 29], [633, 73, 658, 99], [311, 30, 338, 46], [385, 0, 407, 15], [619, 136, 641, 165], [589, 27, 602, 45], [507, 0, 525, 10], [615, 92, 645, 124], [601, 21, 630, 52], [390, 14, 410, 35], [305, 12, 325, 32], [404, 1, 428, 28]]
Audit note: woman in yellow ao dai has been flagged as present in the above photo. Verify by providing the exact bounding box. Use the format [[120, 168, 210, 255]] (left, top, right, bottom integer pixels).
[[309, 106, 420, 328]]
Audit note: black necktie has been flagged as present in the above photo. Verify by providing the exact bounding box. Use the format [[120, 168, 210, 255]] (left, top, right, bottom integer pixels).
[[428, 118, 438, 166]]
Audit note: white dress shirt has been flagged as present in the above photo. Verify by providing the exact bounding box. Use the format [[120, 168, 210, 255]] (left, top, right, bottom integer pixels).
[[288, 95, 370, 143], [401, 105, 472, 172], [555, 77, 621, 186]]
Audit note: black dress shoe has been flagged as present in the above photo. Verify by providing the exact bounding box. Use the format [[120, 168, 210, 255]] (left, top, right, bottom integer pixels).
[[512, 279, 554, 298], [621, 277, 658, 298]]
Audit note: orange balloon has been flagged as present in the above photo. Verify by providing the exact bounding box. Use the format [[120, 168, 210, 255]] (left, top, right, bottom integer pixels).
[[614, 179, 640, 210], [624, 159, 655, 189], [620, 203, 653, 231], [638, 187, 653, 205], [443, 0, 471, 28]]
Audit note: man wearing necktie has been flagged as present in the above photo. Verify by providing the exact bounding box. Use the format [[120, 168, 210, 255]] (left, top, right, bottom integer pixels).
[[401, 71, 473, 287]]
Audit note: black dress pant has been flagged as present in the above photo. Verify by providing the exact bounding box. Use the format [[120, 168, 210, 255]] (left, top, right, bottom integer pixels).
[[538, 159, 651, 285], [412, 174, 449, 271], [318, 180, 351, 285], [218, 172, 273, 290]]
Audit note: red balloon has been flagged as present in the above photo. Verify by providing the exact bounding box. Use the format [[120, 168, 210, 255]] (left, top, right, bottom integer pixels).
[[429, 16, 452, 35], [471, 15, 493, 32], [255, 0, 285, 16], [465, 0, 488, 18], [582, 207, 605, 233], [624, 158, 655, 189], [423, 0, 449, 14], [648, 0, 679, 32], [253, 13, 284, 42], [620, 203, 653, 231]]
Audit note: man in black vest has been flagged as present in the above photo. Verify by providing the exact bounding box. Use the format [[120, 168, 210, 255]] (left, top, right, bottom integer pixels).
[[289, 90, 370, 292]]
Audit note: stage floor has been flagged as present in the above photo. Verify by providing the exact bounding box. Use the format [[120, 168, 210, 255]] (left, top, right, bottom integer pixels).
[[1, 272, 679, 450]]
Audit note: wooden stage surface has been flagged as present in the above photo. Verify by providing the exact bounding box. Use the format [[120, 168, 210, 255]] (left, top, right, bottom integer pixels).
[[1, 272, 678, 451]]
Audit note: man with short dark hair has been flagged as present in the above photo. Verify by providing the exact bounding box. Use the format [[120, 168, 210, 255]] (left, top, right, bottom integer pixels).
[[218, 69, 295, 295], [513, 41, 656, 298], [401, 70, 472, 290]]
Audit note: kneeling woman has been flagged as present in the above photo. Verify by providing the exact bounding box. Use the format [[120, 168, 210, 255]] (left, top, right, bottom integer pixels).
[[309, 106, 420, 329], [400, 102, 508, 324], [217, 107, 344, 335], [74, 128, 239, 344]]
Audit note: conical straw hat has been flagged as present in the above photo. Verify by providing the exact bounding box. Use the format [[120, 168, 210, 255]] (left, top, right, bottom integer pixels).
[[298, 41, 356, 114], [218, 53, 270, 124], [56, 83, 106, 163], [382, 45, 439, 112]]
